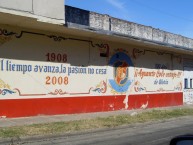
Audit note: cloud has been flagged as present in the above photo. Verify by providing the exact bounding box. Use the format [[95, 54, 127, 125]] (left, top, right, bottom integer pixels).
[[106, 0, 125, 10], [106, 0, 130, 20]]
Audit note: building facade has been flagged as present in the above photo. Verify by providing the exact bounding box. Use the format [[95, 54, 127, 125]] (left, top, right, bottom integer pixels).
[[0, 2, 193, 118]]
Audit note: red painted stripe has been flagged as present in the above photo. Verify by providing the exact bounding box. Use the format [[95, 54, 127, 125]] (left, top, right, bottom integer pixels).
[[0, 92, 183, 118], [128, 92, 183, 109]]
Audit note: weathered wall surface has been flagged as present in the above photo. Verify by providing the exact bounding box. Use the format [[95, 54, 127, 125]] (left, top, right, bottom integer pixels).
[[65, 6, 89, 26], [65, 6, 193, 50], [0, 2, 192, 50], [183, 57, 193, 104], [33, 0, 64, 20], [0, 0, 65, 23], [0, 4, 192, 118], [0, 26, 185, 118], [183, 67, 193, 104], [0, 0, 33, 12]]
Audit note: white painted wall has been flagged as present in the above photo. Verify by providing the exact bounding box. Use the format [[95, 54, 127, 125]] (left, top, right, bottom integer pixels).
[[0, 0, 32, 12], [183, 67, 193, 104], [33, 0, 64, 20], [0, 26, 184, 100], [0, 0, 64, 23]]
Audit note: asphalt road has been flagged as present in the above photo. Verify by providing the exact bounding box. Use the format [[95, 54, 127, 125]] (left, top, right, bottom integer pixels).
[[2, 116, 193, 145]]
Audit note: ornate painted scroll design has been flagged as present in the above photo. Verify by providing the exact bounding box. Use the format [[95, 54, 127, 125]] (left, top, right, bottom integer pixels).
[[48, 80, 107, 96], [132, 47, 183, 69], [0, 89, 15, 95], [133, 81, 146, 92], [13, 88, 46, 96], [48, 89, 68, 95], [133, 80, 182, 93], [132, 48, 144, 59], [69, 87, 93, 95], [0, 79, 15, 95], [174, 82, 182, 91], [0, 28, 109, 48], [0, 29, 15, 45], [132, 48, 176, 60], [92, 80, 107, 93], [96, 44, 110, 57]]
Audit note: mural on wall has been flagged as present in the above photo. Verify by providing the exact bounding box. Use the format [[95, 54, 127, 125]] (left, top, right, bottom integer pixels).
[[0, 27, 186, 118], [0, 28, 111, 99], [131, 48, 183, 94], [0, 28, 183, 100], [0, 58, 109, 98], [108, 49, 134, 94], [133, 68, 182, 92]]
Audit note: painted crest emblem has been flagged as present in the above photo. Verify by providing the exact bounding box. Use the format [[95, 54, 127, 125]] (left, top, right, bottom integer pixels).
[[109, 52, 133, 93]]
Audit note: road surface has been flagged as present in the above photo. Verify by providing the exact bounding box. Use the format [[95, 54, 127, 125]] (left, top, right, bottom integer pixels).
[[1, 116, 193, 145]]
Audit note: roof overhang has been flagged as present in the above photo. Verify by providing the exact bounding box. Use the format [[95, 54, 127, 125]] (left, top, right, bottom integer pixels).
[[0, 11, 193, 56]]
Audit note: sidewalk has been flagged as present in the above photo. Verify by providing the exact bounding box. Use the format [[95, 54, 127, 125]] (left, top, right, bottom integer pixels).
[[0, 105, 192, 128]]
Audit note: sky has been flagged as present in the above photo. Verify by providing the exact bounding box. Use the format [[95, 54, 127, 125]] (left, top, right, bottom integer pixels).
[[65, 0, 193, 39]]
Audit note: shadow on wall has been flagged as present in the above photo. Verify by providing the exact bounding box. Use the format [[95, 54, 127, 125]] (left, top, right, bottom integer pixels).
[[65, 5, 90, 26], [0, 26, 187, 72], [0, 14, 190, 74]]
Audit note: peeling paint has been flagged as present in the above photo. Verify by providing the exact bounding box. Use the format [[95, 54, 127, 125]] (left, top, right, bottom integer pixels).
[[109, 103, 114, 110], [140, 101, 148, 109], [123, 92, 129, 109]]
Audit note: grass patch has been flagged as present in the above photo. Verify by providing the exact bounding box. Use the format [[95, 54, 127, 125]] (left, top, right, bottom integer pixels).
[[0, 108, 193, 139]]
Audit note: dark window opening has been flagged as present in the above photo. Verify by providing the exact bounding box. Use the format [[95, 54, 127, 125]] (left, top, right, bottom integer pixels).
[[184, 78, 188, 89]]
